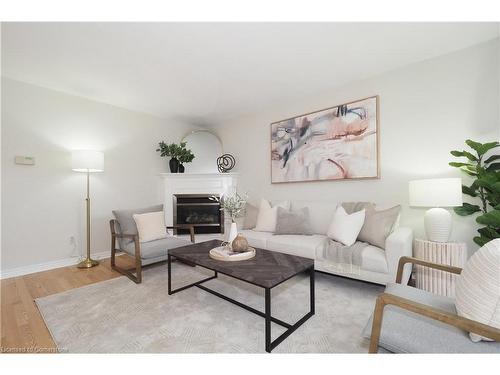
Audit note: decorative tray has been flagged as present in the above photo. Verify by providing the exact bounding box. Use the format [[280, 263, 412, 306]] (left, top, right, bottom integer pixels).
[[209, 245, 256, 262]]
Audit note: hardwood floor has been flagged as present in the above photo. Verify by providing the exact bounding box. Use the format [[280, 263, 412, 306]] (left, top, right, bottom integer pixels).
[[0, 256, 136, 353]]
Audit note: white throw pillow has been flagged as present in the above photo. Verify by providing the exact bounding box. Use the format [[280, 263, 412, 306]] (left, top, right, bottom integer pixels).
[[133, 211, 168, 243], [327, 206, 366, 246], [455, 239, 500, 342], [253, 199, 290, 232]]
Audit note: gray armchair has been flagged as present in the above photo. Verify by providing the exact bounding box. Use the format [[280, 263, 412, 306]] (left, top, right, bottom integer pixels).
[[364, 257, 500, 353], [110, 205, 195, 283]]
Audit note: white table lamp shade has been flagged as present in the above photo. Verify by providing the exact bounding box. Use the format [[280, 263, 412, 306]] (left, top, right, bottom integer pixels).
[[409, 178, 463, 243], [72, 150, 104, 172], [409, 178, 462, 207]]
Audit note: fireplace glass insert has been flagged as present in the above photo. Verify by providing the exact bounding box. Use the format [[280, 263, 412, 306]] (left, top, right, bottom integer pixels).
[[173, 194, 224, 234]]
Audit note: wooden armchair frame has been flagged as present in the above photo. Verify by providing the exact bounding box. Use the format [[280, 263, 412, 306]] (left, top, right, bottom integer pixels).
[[110, 219, 195, 284], [369, 256, 500, 353]]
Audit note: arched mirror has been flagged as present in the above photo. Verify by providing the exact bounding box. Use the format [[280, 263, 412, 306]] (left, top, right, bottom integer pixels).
[[182, 130, 223, 173]]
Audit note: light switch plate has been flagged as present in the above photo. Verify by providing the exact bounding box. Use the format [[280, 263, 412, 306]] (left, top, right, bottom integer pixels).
[[15, 156, 35, 165]]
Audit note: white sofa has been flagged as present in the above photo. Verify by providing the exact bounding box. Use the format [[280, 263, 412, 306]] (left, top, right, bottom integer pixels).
[[238, 200, 413, 285]]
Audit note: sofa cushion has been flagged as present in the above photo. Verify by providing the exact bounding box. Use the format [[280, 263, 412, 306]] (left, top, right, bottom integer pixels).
[[358, 205, 400, 249], [357, 245, 388, 273], [327, 206, 365, 246], [254, 199, 290, 232], [455, 238, 500, 342], [275, 207, 313, 235], [363, 283, 500, 353], [290, 201, 336, 235], [342, 202, 400, 249], [266, 234, 328, 259], [241, 202, 259, 229], [124, 236, 191, 259], [317, 242, 388, 274], [133, 211, 168, 243], [113, 204, 163, 248], [238, 229, 275, 249]]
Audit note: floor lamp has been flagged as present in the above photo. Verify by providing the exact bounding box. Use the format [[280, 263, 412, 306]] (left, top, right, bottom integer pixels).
[[72, 150, 104, 268]]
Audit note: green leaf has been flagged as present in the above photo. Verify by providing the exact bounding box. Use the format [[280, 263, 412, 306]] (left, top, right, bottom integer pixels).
[[462, 184, 478, 197], [451, 150, 478, 161], [454, 203, 481, 216], [473, 236, 490, 247], [485, 155, 500, 164], [476, 209, 500, 227], [460, 165, 478, 176], [466, 139, 500, 156], [449, 162, 473, 168], [486, 162, 500, 172], [477, 226, 500, 240]]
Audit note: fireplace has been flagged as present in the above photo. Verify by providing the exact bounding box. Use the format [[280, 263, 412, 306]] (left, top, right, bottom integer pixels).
[[173, 194, 224, 234]]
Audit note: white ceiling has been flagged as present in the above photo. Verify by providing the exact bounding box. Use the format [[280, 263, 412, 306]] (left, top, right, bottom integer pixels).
[[2, 22, 498, 124]]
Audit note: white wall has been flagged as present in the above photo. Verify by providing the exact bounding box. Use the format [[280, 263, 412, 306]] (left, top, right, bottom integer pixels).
[[1, 78, 192, 271], [215, 39, 500, 256]]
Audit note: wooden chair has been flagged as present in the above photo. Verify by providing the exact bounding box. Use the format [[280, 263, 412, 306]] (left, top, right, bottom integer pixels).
[[110, 220, 195, 284], [368, 256, 500, 353]]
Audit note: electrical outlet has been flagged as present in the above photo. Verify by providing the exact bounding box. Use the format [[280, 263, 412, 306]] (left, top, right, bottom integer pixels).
[[69, 235, 79, 257], [15, 156, 35, 165]]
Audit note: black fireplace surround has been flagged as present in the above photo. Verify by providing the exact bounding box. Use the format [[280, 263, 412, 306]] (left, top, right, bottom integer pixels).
[[173, 194, 224, 235]]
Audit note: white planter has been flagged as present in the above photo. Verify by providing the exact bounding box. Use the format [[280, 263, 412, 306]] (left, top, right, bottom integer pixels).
[[227, 222, 238, 243]]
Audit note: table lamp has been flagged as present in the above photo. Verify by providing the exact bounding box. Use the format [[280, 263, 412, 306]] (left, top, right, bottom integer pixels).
[[409, 178, 463, 242], [72, 150, 104, 268]]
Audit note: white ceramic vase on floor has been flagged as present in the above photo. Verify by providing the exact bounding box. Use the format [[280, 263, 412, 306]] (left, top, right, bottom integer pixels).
[[227, 222, 238, 243]]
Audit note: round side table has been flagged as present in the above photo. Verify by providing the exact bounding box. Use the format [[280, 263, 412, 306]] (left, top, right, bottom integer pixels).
[[413, 239, 467, 297]]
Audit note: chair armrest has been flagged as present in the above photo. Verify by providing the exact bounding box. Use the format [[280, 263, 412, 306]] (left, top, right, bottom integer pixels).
[[109, 219, 139, 240], [369, 292, 500, 353], [396, 256, 462, 284], [115, 233, 139, 239], [167, 224, 196, 243], [385, 227, 413, 284]]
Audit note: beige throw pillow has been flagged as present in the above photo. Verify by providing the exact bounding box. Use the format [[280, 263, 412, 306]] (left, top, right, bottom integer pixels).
[[342, 202, 400, 249], [132, 211, 168, 243], [242, 202, 259, 230], [254, 199, 290, 232], [455, 239, 500, 342]]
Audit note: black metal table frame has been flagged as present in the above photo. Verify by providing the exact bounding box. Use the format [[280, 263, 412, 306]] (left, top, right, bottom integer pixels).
[[167, 254, 315, 353]]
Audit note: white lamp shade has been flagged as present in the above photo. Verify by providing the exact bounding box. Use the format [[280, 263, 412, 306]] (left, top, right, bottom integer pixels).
[[71, 150, 104, 172], [409, 178, 462, 207]]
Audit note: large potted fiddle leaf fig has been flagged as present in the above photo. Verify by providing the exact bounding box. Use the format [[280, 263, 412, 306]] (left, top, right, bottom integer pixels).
[[449, 139, 500, 246]]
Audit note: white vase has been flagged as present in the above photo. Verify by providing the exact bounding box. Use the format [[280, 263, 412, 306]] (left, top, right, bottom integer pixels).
[[227, 222, 238, 243]]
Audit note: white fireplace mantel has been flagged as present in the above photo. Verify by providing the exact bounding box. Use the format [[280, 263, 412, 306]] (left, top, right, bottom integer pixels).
[[159, 173, 238, 228]]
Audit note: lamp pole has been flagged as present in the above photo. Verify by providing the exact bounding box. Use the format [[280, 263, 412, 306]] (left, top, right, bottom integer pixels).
[[77, 169, 99, 268]]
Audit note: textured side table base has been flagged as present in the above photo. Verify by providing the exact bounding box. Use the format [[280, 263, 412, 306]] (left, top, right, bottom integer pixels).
[[414, 239, 467, 297]]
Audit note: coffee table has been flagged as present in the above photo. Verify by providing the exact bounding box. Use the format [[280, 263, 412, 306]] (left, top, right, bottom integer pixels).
[[168, 239, 315, 352]]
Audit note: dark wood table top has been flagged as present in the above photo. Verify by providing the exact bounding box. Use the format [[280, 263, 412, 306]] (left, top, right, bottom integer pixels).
[[168, 239, 314, 289]]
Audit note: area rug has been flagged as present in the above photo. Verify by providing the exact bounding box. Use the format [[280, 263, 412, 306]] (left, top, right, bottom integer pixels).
[[35, 263, 383, 353]]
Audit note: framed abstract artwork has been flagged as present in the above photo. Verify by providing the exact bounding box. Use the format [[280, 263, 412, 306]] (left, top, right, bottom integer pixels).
[[271, 95, 379, 183]]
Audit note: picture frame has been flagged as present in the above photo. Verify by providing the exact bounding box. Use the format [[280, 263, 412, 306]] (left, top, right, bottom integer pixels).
[[270, 95, 380, 183]]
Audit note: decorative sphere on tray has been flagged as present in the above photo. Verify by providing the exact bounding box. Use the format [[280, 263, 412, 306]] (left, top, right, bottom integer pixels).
[[231, 234, 249, 252]]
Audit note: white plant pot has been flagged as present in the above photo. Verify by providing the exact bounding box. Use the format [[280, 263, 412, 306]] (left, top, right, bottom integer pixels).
[[227, 222, 238, 243]]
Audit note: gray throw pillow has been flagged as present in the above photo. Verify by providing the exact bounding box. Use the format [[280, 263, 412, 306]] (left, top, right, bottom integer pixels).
[[342, 202, 400, 249], [275, 207, 313, 235], [112, 204, 164, 248], [342, 201, 374, 214]]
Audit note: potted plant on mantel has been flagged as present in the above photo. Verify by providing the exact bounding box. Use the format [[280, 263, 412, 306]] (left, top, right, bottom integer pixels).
[[156, 141, 195, 173]]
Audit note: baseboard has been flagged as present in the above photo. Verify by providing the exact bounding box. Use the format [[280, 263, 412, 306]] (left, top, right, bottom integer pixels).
[[0, 251, 112, 280]]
